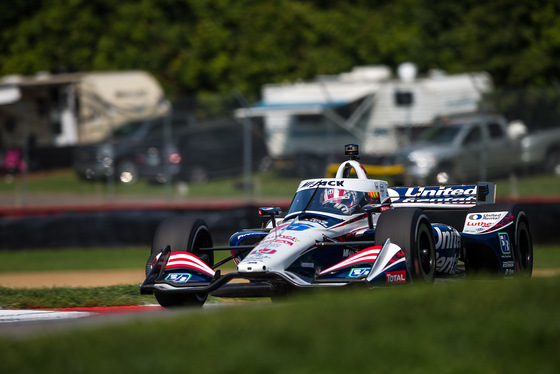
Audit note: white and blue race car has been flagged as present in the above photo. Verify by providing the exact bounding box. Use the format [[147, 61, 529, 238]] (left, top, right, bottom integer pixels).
[[141, 144, 533, 307]]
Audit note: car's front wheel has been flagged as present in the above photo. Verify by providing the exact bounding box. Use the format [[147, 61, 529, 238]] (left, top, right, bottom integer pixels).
[[146, 217, 214, 308], [375, 208, 436, 284]]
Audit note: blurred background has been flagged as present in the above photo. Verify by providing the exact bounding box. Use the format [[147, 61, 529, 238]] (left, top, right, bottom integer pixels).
[[1, 0, 560, 247]]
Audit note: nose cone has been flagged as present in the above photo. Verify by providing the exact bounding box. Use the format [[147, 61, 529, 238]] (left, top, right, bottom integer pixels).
[[238, 260, 268, 273]]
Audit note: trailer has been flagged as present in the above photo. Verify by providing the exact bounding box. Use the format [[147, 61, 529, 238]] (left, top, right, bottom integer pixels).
[[0, 70, 169, 169], [235, 65, 491, 175]]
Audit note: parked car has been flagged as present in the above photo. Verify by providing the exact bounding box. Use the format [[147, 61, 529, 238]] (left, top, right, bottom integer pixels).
[[73, 114, 193, 184], [519, 123, 560, 176], [392, 113, 523, 185], [135, 118, 270, 184]]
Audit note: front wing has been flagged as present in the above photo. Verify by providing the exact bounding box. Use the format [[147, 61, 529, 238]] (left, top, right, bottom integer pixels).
[[140, 239, 413, 299]]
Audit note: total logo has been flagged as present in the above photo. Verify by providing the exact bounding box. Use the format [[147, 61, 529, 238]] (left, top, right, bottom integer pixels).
[[385, 270, 407, 284]]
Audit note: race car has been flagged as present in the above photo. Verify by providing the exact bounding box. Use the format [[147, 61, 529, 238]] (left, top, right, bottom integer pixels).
[[140, 144, 533, 308]]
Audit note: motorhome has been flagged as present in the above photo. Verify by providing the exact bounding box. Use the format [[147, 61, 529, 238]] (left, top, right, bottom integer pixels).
[[0, 70, 169, 169], [235, 65, 491, 173]]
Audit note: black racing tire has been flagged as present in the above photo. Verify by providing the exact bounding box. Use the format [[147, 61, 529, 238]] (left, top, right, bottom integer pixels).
[[465, 203, 533, 277], [146, 217, 214, 308], [514, 211, 533, 277], [375, 208, 436, 284]]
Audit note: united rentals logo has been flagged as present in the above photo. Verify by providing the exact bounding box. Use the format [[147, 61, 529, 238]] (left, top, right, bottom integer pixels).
[[390, 186, 477, 204]]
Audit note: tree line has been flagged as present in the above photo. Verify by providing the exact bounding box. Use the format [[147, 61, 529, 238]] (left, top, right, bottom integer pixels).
[[1, 0, 560, 102]]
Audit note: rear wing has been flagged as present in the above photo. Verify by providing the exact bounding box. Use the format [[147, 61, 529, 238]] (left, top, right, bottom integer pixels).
[[388, 182, 495, 209]]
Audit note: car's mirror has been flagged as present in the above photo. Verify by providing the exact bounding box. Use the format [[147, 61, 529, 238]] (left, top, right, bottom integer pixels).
[[363, 204, 391, 229], [258, 207, 282, 228]]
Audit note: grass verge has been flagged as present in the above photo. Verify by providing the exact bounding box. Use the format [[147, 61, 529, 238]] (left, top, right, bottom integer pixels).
[[0, 276, 559, 373], [1, 167, 559, 199], [0, 247, 150, 273], [1, 245, 557, 273], [0, 168, 302, 199], [0, 246, 558, 309], [0, 285, 155, 309], [0, 246, 236, 273]]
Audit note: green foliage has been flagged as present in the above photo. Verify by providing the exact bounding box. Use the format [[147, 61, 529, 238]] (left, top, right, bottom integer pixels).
[[2, 0, 560, 98]]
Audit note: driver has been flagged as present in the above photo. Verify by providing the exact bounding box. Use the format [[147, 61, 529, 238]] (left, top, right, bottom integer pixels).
[[322, 188, 359, 214]]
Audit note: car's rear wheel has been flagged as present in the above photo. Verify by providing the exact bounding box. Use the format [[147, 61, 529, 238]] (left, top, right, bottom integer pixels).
[[146, 217, 214, 308], [464, 203, 533, 277], [513, 212, 533, 277], [375, 208, 436, 284]]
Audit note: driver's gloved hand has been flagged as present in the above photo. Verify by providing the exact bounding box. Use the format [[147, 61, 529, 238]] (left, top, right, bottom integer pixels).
[[334, 203, 349, 214]]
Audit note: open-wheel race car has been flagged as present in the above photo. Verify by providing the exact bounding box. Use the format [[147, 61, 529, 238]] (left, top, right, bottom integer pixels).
[[140, 144, 533, 308]]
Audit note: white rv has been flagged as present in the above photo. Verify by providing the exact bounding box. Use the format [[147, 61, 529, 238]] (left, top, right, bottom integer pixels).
[[0, 71, 169, 168], [235, 65, 491, 166]]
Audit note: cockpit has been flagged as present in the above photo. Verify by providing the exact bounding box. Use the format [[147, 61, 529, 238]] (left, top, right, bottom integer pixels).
[[286, 186, 382, 218]]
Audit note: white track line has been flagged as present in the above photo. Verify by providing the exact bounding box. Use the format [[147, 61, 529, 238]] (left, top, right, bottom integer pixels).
[[0, 310, 93, 323]]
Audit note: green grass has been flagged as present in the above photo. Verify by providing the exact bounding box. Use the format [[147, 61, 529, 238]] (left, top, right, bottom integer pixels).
[[493, 173, 560, 197], [0, 247, 150, 273], [0, 246, 557, 310], [0, 285, 154, 309], [0, 246, 236, 273], [534, 246, 560, 269], [0, 168, 302, 199], [0, 247, 235, 309], [1, 245, 557, 274], [0, 277, 559, 373], [1, 167, 559, 200]]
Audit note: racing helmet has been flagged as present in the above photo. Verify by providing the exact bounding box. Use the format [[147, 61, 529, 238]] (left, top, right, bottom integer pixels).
[[322, 188, 359, 212]]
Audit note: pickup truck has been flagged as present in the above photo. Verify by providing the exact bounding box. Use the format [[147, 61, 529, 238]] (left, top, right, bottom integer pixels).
[[520, 125, 560, 176], [392, 113, 522, 185]]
